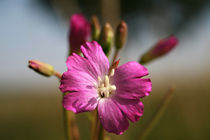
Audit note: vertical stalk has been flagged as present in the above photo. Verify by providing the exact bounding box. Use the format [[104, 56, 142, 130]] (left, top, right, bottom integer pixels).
[[139, 86, 175, 140], [63, 108, 80, 140], [111, 49, 120, 65], [91, 110, 105, 140], [54, 72, 80, 140]]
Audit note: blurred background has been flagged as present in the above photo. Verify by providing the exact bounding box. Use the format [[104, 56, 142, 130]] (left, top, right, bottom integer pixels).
[[0, 0, 210, 139]]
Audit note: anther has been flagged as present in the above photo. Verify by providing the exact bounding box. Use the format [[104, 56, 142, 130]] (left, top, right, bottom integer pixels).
[[109, 69, 115, 77]]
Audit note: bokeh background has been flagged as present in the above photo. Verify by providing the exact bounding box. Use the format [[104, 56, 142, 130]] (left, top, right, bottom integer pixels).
[[0, 0, 210, 139]]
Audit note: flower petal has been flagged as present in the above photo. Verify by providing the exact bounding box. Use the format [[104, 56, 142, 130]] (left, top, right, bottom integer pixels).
[[81, 41, 109, 78], [113, 61, 152, 99], [66, 53, 99, 81], [59, 69, 97, 93], [115, 61, 149, 78], [114, 98, 144, 122], [98, 99, 129, 135], [63, 91, 99, 113], [66, 41, 109, 80], [60, 70, 99, 113]]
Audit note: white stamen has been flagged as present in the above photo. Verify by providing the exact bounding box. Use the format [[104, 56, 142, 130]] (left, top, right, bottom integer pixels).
[[104, 75, 109, 87], [98, 77, 102, 84], [110, 85, 116, 91], [109, 69, 115, 77], [97, 70, 116, 98]]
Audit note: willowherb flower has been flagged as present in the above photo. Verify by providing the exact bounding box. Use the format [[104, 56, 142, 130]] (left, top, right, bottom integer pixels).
[[140, 36, 178, 64], [60, 41, 152, 134], [69, 14, 91, 54]]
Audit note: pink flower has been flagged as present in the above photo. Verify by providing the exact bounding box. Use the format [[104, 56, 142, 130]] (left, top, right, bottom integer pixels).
[[60, 41, 152, 134], [69, 14, 91, 54]]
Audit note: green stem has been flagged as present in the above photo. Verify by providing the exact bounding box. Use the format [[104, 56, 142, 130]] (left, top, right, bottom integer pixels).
[[139, 86, 175, 140], [63, 108, 80, 140], [91, 110, 105, 140], [54, 71, 80, 140]]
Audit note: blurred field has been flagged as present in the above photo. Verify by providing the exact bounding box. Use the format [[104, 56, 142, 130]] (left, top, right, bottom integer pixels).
[[1, 69, 209, 140]]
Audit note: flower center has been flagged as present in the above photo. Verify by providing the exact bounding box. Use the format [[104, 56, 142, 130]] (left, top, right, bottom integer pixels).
[[97, 69, 116, 98]]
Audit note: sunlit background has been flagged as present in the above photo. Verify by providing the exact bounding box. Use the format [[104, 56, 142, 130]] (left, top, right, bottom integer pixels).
[[0, 0, 210, 139]]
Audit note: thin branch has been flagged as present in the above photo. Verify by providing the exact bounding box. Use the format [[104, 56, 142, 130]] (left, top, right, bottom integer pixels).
[[139, 86, 176, 140]]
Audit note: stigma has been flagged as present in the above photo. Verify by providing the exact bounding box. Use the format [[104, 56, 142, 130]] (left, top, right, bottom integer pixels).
[[97, 69, 116, 98]]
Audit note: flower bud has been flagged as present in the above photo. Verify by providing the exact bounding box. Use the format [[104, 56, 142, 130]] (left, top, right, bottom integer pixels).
[[99, 23, 114, 56], [69, 14, 91, 55], [28, 60, 55, 77], [140, 36, 178, 64], [115, 21, 127, 50], [91, 15, 101, 41]]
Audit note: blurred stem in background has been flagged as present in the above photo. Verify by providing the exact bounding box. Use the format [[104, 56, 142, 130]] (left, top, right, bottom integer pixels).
[[139, 86, 175, 140], [54, 72, 80, 140]]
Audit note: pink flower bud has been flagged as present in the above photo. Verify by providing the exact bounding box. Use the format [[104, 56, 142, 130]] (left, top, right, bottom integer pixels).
[[28, 60, 54, 77], [69, 14, 91, 55], [140, 36, 178, 64]]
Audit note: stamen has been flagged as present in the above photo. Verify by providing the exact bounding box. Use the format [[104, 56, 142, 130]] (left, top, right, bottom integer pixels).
[[97, 73, 116, 98], [98, 77, 102, 84], [109, 69, 115, 77], [110, 85, 116, 91], [104, 75, 109, 87]]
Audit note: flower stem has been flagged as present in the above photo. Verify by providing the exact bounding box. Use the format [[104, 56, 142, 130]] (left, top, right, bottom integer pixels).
[[91, 110, 105, 140], [54, 71, 62, 79], [111, 49, 120, 65], [139, 86, 175, 140], [54, 71, 80, 140], [63, 107, 80, 140]]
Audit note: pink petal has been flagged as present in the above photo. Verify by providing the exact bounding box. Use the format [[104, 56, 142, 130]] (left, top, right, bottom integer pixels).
[[66, 41, 109, 80], [81, 41, 109, 77], [63, 91, 99, 113], [59, 69, 96, 93], [115, 98, 144, 122], [98, 99, 129, 135], [60, 70, 99, 113], [66, 53, 100, 81], [113, 61, 152, 99], [115, 61, 148, 78]]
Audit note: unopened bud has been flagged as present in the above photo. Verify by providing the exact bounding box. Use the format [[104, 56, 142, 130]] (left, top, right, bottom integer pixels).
[[91, 15, 101, 41], [115, 21, 127, 50], [99, 23, 114, 56], [69, 14, 91, 55], [140, 36, 178, 64], [28, 60, 55, 77]]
